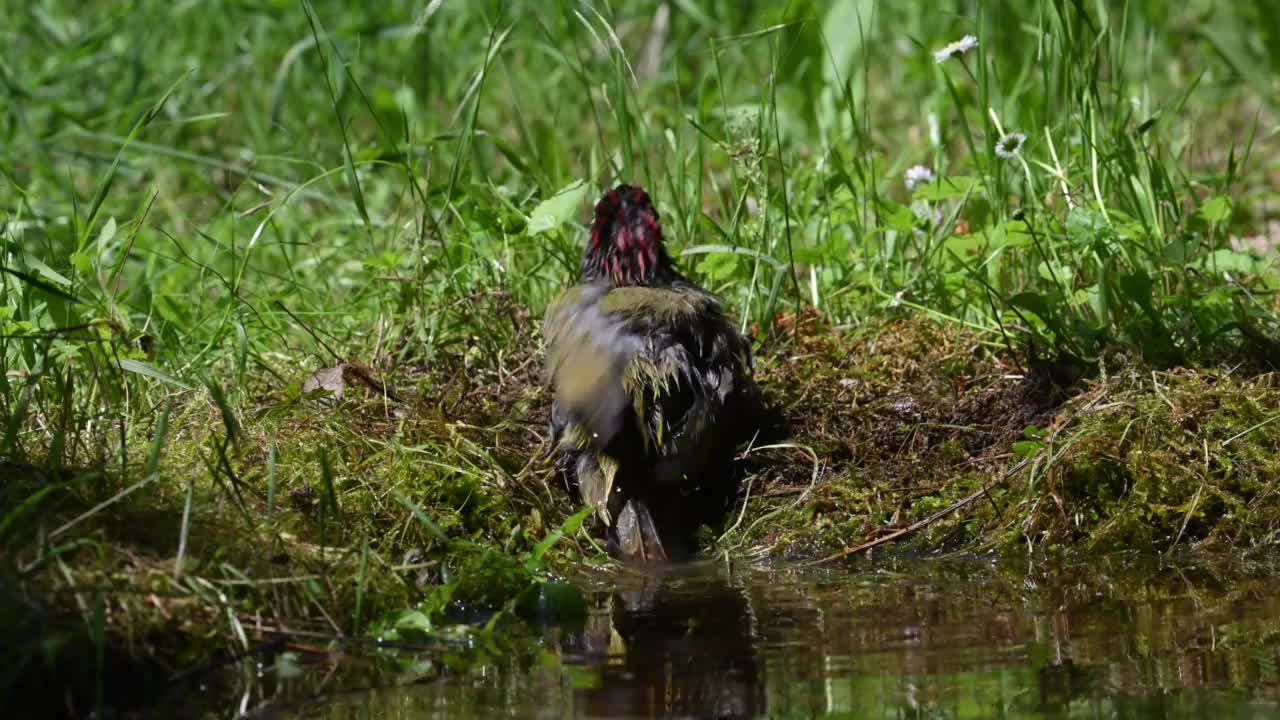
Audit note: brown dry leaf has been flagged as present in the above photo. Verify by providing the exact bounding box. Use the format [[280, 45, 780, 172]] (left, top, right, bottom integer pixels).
[[302, 361, 399, 402]]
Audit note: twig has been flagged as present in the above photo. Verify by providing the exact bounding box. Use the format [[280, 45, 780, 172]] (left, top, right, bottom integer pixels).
[[800, 457, 1030, 567]]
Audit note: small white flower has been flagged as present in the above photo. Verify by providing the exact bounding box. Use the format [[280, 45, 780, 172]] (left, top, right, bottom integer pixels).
[[934, 35, 978, 64], [911, 201, 944, 226], [905, 165, 936, 190], [994, 131, 1027, 159]]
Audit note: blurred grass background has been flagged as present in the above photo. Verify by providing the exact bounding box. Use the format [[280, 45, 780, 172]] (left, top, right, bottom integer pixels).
[[4, 0, 1276, 407]]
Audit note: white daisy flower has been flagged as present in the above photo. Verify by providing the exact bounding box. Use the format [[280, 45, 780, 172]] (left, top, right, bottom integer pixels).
[[905, 165, 936, 190], [934, 35, 978, 64], [994, 131, 1027, 159]]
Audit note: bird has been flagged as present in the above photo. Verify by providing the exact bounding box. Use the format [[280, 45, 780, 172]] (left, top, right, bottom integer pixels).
[[543, 183, 763, 562]]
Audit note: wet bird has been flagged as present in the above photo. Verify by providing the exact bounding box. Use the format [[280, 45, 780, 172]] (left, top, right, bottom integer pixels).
[[544, 184, 763, 561]]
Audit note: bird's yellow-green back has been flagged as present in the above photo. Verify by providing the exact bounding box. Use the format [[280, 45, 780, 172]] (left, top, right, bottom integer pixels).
[[543, 184, 762, 561]]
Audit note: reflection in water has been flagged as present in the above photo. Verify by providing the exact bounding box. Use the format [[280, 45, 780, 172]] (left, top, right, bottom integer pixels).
[[249, 557, 1280, 719], [566, 565, 763, 719]]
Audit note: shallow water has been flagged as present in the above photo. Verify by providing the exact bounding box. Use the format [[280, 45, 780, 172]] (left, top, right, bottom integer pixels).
[[226, 556, 1280, 720]]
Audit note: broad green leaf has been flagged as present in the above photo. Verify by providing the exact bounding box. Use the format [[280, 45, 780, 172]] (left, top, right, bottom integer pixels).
[[1037, 261, 1071, 285], [1161, 238, 1192, 265], [879, 201, 916, 233], [998, 221, 1034, 249], [69, 251, 94, 276], [1013, 440, 1045, 458], [912, 176, 980, 201], [944, 233, 985, 255], [1065, 206, 1108, 244], [527, 179, 589, 235], [1203, 248, 1266, 275], [1118, 271, 1154, 311], [1197, 196, 1233, 225], [696, 251, 741, 281], [1009, 291, 1052, 319]]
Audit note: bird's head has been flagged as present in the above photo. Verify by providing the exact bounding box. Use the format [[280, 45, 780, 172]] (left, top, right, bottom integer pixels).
[[582, 184, 678, 287]]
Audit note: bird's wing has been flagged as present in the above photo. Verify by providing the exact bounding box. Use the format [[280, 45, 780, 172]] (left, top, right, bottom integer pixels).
[[544, 282, 641, 449], [600, 286, 755, 473]]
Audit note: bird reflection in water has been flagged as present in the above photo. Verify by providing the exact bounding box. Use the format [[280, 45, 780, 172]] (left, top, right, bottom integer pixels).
[[553, 565, 763, 719]]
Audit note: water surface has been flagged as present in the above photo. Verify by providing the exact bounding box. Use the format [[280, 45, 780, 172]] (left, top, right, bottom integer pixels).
[[238, 556, 1280, 719]]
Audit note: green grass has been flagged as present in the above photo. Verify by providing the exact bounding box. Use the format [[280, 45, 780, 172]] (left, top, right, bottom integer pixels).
[[2, 0, 1279, 712]]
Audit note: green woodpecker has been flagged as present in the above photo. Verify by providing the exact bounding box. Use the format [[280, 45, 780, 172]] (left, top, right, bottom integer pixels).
[[544, 184, 761, 561]]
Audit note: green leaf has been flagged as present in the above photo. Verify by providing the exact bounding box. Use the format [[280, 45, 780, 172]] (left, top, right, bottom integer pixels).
[[69, 251, 94, 276], [518, 581, 587, 624], [821, 0, 874, 90], [912, 176, 980, 201], [1118, 271, 1154, 311], [998, 221, 1035, 249], [1203, 248, 1266, 275], [96, 216, 118, 249], [696, 251, 741, 281], [526, 506, 593, 572], [379, 608, 435, 642], [1161, 238, 1192, 265], [0, 265, 83, 304], [1012, 440, 1045, 459], [527, 179, 589, 235], [117, 359, 192, 390], [943, 233, 985, 255], [879, 201, 916, 233], [1037, 261, 1071, 285], [1197, 196, 1233, 225], [22, 255, 72, 287], [1009, 291, 1052, 319], [1065, 206, 1108, 243]]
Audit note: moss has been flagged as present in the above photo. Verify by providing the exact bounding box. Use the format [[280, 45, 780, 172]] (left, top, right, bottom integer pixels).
[[1002, 369, 1280, 551], [721, 319, 1280, 558]]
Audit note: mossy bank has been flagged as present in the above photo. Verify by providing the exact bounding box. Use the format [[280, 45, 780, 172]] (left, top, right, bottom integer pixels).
[[5, 311, 1280, 714]]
